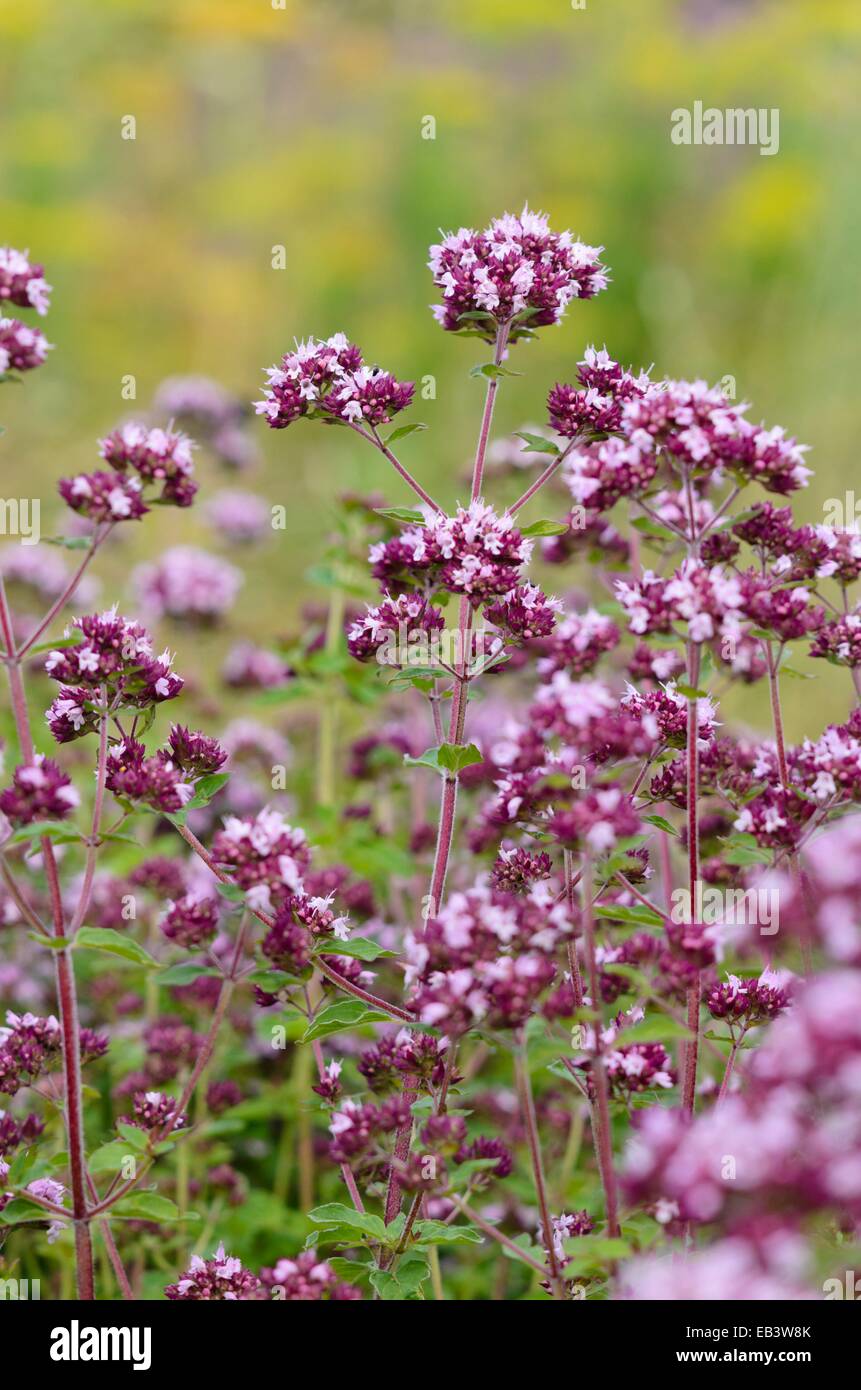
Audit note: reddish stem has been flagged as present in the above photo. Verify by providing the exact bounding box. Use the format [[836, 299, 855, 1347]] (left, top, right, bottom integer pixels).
[[349, 423, 444, 515], [681, 638, 702, 1116], [764, 639, 813, 972], [309, 1035, 365, 1213], [563, 849, 584, 1010], [0, 575, 95, 1298], [471, 322, 510, 501], [385, 329, 510, 1226], [453, 1197, 553, 1278], [70, 685, 109, 935], [86, 1172, 133, 1299], [174, 821, 415, 1024], [580, 858, 621, 1239], [507, 455, 562, 516], [716, 1034, 743, 1106], [16, 526, 112, 659], [515, 1040, 565, 1297]]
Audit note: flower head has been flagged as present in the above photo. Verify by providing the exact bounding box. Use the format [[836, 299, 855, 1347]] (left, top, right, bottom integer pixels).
[[429, 207, 608, 338], [0, 248, 51, 315], [165, 1243, 261, 1301]]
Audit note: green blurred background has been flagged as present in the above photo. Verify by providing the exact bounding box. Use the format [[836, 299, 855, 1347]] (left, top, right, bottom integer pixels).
[[2, 0, 860, 740]]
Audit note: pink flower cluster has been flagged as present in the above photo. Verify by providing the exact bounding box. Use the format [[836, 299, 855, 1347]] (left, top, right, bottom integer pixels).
[[0, 754, 79, 826], [346, 592, 446, 664], [405, 878, 570, 1034], [44, 609, 183, 741], [0, 317, 51, 373], [536, 608, 621, 677], [105, 739, 194, 815], [58, 470, 148, 524], [622, 379, 812, 494], [0, 248, 52, 376], [0, 247, 51, 315], [211, 807, 311, 914], [484, 581, 561, 641], [623, 970, 861, 1232], [811, 610, 861, 668], [429, 206, 608, 337], [165, 1243, 262, 1301], [548, 347, 651, 438], [134, 546, 243, 622], [255, 333, 413, 430], [370, 501, 533, 600], [562, 436, 658, 512], [98, 423, 198, 508]]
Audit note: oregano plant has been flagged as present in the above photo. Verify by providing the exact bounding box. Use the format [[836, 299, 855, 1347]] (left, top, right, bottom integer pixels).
[[1, 213, 860, 1302]]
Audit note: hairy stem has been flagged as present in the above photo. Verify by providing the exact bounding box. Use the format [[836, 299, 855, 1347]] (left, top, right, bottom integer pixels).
[[764, 639, 812, 973], [563, 849, 584, 1009], [452, 1197, 553, 1279], [717, 1033, 743, 1105], [308, 1035, 365, 1213], [471, 322, 511, 502], [70, 685, 109, 934], [580, 857, 621, 1239], [349, 423, 444, 514], [514, 1040, 565, 1298], [681, 638, 702, 1116], [0, 575, 95, 1298], [317, 586, 345, 809], [16, 526, 112, 659]]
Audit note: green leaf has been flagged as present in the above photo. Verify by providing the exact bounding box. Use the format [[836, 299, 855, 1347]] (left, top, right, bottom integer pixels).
[[413, 1220, 483, 1246], [8, 819, 82, 846], [720, 833, 772, 866], [561, 1236, 632, 1274], [43, 535, 92, 551], [404, 742, 483, 776], [301, 1000, 392, 1044], [27, 931, 71, 950], [499, 1231, 546, 1265], [88, 1141, 135, 1175], [247, 968, 292, 992], [214, 880, 247, 905], [308, 1202, 390, 1244], [384, 423, 427, 445], [25, 635, 81, 656], [369, 1253, 430, 1301], [158, 962, 223, 987], [469, 362, 522, 380], [116, 1122, 150, 1152], [780, 665, 816, 681], [520, 519, 569, 537], [375, 506, 425, 525], [367, 1269, 401, 1299], [674, 682, 708, 700], [621, 1015, 692, 1045], [316, 936, 395, 962], [111, 1193, 184, 1223], [185, 773, 229, 810], [513, 432, 560, 456], [642, 814, 678, 836], [74, 926, 156, 968], [446, 1158, 499, 1190], [631, 515, 679, 543], [0, 1197, 52, 1225], [593, 903, 664, 929]]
